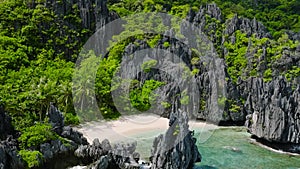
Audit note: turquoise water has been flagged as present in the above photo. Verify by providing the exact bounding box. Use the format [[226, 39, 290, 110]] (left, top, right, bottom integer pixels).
[[195, 127, 300, 169], [131, 127, 300, 169]]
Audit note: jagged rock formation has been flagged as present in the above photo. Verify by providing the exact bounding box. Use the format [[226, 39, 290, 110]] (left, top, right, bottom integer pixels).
[[48, 102, 65, 134], [114, 4, 244, 125], [244, 77, 300, 144], [70, 110, 201, 169], [44, 0, 119, 30], [0, 106, 15, 141], [0, 102, 145, 169], [190, 4, 300, 146], [0, 103, 90, 169], [115, 34, 199, 118], [75, 138, 111, 165], [113, 2, 300, 149], [0, 107, 24, 169], [150, 109, 201, 169], [75, 139, 141, 169], [0, 138, 24, 169], [223, 14, 271, 39], [26, 0, 121, 61], [189, 3, 222, 29], [39, 104, 89, 169], [38, 139, 79, 169]]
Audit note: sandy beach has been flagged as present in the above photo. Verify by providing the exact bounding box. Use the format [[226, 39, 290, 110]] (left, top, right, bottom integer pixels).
[[75, 114, 218, 144]]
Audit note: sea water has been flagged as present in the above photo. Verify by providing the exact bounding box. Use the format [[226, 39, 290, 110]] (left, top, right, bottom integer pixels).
[[194, 127, 300, 169], [132, 127, 300, 169], [70, 126, 300, 169]]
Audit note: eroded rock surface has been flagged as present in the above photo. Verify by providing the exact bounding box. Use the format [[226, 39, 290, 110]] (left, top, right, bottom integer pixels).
[[0, 106, 15, 141], [244, 77, 300, 145], [0, 107, 23, 169], [75, 139, 141, 169], [151, 109, 201, 169]]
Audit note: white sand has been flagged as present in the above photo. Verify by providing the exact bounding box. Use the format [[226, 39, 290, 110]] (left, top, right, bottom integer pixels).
[[75, 114, 218, 144]]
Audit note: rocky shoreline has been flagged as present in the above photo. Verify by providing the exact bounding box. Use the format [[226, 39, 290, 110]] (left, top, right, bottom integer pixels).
[[0, 104, 201, 169], [250, 135, 300, 155], [0, 1, 299, 168]]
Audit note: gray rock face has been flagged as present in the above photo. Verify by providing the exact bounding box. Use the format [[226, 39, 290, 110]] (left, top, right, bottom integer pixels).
[[39, 139, 79, 169], [0, 138, 24, 169], [150, 109, 201, 169], [116, 30, 230, 124], [48, 102, 64, 134], [191, 3, 222, 30], [38, 104, 89, 169], [76, 138, 141, 169], [113, 3, 259, 125], [0, 106, 23, 169], [61, 126, 89, 145], [244, 77, 300, 144], [287, 30, 300, 42], [223, 14, 271, 39], [109, 2, 300, 149], [0, 106, 15, 141], [45, 0, 119, 30], [75, 138, 107, 164]]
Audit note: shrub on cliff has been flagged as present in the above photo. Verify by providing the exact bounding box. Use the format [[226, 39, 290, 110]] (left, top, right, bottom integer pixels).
[[18, 123, 58, 149]]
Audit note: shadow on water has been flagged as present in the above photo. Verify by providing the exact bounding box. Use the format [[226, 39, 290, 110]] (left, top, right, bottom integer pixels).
[[194, 165, 218, 169]]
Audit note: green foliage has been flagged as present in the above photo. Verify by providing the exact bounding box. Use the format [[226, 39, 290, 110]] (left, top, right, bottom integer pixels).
[[1, 0, 300, 156], [19, 150, 43, 168], [0, 0, 87, 131], [130, 80, 165, 111], [18, 123, 58, 149], [218, 97, 227, 107], [73, 51, 100, 120], [180, 89, 190, 105], [161, 101, 171, 108], [224, 30, 299, 82], [229, 104, 241, 113], [170, 4, 190, 18], [141, 59, 158, 73], [147, 34, 161, 48], [95, 53, 122, 120], [163, 42, 170, 48], [64, 113, 80, 126], [107, 0, 200, 17], [192, 68, 200, 75], [224, 31, 248, 83], [191, 57, 200, 65], [212, 0, 300, 36], [173, 124, 180, 136], [199, 99, 206, 111], [263, 68, 273, 82], [110, 13, 169, 46], [285, 66, 300, 81], [1, 59, 75, 129]]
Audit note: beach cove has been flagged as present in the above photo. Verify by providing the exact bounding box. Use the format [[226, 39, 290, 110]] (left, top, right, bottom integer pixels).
[[74, 115, 300, 169]]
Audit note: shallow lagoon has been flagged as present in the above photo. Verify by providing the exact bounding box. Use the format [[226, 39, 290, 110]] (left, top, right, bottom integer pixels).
[[75, 118, 300, 169], [195, 127, 300, 169], [131, 127, 300, 169]]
